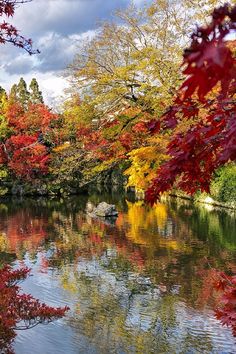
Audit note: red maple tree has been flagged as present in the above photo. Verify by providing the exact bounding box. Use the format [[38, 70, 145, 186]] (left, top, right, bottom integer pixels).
[[145, 4, 236, 204], [214, 271, 236, 336], [0, 265, 69, 353]]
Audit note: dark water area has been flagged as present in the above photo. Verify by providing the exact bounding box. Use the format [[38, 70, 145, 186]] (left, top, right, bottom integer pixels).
[[0, 193, 236, 353]]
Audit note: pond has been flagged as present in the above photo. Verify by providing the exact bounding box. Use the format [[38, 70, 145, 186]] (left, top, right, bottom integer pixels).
[[0, 193, 236, 353]]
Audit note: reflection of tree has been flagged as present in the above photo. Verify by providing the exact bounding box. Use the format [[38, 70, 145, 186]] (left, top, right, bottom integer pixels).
[[1, 196, 234, 307], [64, 264, 215, 354], [0, 196, 86, 259], [168, 198, 236, 256], [0, 209, 48, 258], [0, 195, 235, 349], [48, 198, 236, 311]]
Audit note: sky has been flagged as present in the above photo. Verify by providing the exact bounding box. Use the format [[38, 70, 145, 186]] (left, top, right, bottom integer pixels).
[[0, 0, 149, 107]]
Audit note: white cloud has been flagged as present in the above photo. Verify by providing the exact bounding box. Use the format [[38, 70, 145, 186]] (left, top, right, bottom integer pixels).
[[0, 69, 69, 108], [0, 0, 151, 106]]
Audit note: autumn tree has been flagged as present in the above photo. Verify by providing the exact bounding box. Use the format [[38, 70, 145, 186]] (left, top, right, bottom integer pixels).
[[68, 0, 225, 119], [145, 3, 236, 204], [60, 0, 229, 191], [0, 265, 69, 353], [0, 101, 59, 179], [0, 79, 59, 180]]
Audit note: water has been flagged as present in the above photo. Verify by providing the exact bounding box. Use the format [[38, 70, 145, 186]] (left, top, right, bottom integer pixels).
[[0, 194, 236, 353]]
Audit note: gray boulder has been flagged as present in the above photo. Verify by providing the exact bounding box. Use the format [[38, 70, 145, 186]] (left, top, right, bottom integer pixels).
[[87, 202, 118, 217]]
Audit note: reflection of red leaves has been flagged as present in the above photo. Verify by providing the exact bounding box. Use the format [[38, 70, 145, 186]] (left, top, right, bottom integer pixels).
[[4, 211, 48, 253], [129, 249, 145, 268], [90, 233, 102, 244]]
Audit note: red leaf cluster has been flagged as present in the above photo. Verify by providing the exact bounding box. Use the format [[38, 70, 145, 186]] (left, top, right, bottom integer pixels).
[[214, 272, 236, 336], [4, 135, 49, 179], [0, 265, 69, 353], [16, 104, 58, 133], [0, 103, 59, 179], [0, 0, 38, 54], [146, 4, 236, 204]]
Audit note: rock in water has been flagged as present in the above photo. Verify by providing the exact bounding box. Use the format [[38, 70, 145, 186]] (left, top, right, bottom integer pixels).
[[93, 202, 118, 217]]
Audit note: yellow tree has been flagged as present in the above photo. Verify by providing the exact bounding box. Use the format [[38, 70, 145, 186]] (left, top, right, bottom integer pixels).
[[68, 0, 225, 118]]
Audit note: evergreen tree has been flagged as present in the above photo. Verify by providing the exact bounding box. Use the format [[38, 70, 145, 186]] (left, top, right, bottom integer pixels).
[[0, 86, 8, 115], [17, 77, 30, 108], [9, 84, 18, 104], [0, 86, 6, 97], [29, 78, 44, 104]]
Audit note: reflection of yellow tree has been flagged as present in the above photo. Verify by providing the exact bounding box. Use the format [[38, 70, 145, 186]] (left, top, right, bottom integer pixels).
[[65, 269, 214, 354], [0, 233, 9, 252], [119, 201, 187, 253], [1, 197, 235, 326]]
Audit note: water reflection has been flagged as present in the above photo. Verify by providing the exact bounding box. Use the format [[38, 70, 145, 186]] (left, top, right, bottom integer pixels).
[[0, 195, 235, 353]]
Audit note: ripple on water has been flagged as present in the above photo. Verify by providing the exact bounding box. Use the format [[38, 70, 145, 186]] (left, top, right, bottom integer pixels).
[[2, 195, 235, 354]]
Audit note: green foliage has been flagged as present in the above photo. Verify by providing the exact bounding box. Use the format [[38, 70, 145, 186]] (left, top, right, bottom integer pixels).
[[210, 164, 236, 203], [8, 78, 44, 108], [0, 115, 12, 142], [29, 78, 44, 104], [9, 84, 18, 104], [0, 166, 9, 196], [17, 77, 30, 108]]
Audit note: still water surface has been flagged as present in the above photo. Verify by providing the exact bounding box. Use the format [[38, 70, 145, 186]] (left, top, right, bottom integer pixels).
[[0, 193, 236, 353]]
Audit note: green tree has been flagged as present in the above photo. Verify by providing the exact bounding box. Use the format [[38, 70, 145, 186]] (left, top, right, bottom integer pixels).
[[8, 84, 17, 104], [17, 77, 30, 108], [0, 86, 7, 115], [29, 78, 44, 104], [0, 86, 6, 97]]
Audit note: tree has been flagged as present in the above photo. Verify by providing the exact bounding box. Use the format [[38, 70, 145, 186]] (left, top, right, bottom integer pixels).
[[68, 0, 225, 120], [6, 134, 50, 179], [29, 78, 44, 104], [17, 77, 30, 108], [8, 84, 18, 104], [0, 0, 38, 54], [0, 101, 59, 179], [0, 265, 69, 353], [0, 85, 6, 96], [145, 3, 236, 204], [0, 85, 7, 115], [60, 0, 229, 191]]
